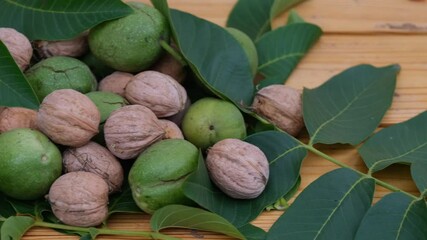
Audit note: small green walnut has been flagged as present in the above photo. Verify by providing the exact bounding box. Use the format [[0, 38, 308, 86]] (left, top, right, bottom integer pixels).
[[0, 28, 32, 70], [88, 2, 170, 72], [26, 56, 97, 101]]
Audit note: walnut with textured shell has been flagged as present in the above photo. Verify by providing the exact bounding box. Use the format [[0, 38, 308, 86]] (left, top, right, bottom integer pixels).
[[36, 89, 100, 147], [206, 138, 269, 199], [0, 107, 38, 133], [104, 105, 165, 159], [0, 28, 32, 70], [125, 71, 187, 118]]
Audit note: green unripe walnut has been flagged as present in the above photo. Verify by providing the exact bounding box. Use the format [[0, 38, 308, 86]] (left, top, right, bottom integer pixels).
[[26, 56, 97, 101], [0, 128, 62, 200], [182, 97, 247, 149], [88, 3, 170, 72], [128, 139, 198, 214], [226, 27, 258, 75]]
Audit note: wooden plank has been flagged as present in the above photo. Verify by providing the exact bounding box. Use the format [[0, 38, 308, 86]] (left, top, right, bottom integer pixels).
[[21, 0, 425, 239]]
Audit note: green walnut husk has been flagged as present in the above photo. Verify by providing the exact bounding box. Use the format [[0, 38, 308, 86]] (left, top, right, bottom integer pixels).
[[26, 56, 97, 101], [88, 2, 170, 72], [128, 139, 198, 214], [0, 128, 62, 200]]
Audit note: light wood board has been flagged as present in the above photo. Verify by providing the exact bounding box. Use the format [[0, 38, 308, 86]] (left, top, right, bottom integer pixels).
[[23, 0, 427, 239]]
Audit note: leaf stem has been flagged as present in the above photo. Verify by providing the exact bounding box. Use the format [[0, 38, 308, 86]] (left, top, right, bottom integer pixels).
[[33, 220, 181, 240], [303, 144, 418, 200], [159, 40, 187, 67]]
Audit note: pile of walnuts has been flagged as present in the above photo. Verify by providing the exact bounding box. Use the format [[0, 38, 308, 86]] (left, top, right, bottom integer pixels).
[[0, 3, 304, 228]]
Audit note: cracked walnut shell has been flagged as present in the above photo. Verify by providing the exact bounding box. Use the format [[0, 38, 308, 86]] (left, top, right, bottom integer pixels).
[[63, 141, 124, 193]]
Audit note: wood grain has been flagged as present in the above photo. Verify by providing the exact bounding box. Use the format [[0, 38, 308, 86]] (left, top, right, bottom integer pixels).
[[22, 0, 426, 239]]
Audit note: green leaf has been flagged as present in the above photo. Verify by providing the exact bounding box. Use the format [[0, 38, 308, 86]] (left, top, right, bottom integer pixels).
[[0, 41, 39, 109], [411, 160, 427, 196], [256, 23, 322, 87], [151, 205, 245, 239], [108, 183, 142, 216], [359, 111, 427, 174], [304, 64, 399, 146], [166, 10, 255, 107], [0, 0, 133, 40], [238, 224, 267, 240], [287, 10, 305, 24], [355, 192, 427, 240], [183, 130, 307, 227], [226, 0, 306, 41], [0, 216, 35, 240], [267, 168, 375, 240]]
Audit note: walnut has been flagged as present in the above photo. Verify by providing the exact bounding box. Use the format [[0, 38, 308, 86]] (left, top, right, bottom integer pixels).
[[98, 71, 133, 97], [0, 107, 38, 133], [47, 171, 109, 227], [37, 89, 100, 147], [206, 138, 269, 199], [252, 85, 304, 136], [104, 105, 165, 159], [158, 119, 184, 139], [164, 98, 191, 126], [0, 28, 32, 70], [63, 141, 124, 193], [150, 43, 186, 83], [125, 71, 187, 118], [34, 32, 88, 58]]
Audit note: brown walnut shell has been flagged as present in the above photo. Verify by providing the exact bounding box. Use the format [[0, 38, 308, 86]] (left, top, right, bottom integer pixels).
[[104, 105, 165, 159], [34, 32, 88, 58], [125, 71, 187, 118], [0, 28, 32, 70], [37, 89, 100, 147], [252, 85, 304, 136], [98, 71, 133, 97], [158, 119, 184, 139], [63, 141, 124, 193], [150, 42, 186, 83], [0, 107, 38, 133], [206, 138, 269, 199], [47, 171, 109, 227]]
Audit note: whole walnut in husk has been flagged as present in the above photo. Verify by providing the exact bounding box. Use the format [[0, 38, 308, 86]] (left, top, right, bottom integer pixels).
[[0, 107, 38, 133], [47, 171, 109, 227], [206, 138, 269, 199], [125, 71, 187, 118], [0, 28, 32, 70], [63, 142, 124, 193], [104, 105, 165, 159], [158, 119, 184, 139], [98, 71, 133, 97], [34, 32, 88, 58], [37, 89, 100, 147], [252, 85, 304, 136]]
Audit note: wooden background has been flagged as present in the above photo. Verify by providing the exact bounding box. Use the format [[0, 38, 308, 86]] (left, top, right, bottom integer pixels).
[[23, 0, 427, 239]]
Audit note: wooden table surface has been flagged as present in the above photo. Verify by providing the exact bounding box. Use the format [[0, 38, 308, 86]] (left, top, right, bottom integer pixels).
[[23, 0, 427, 239]]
